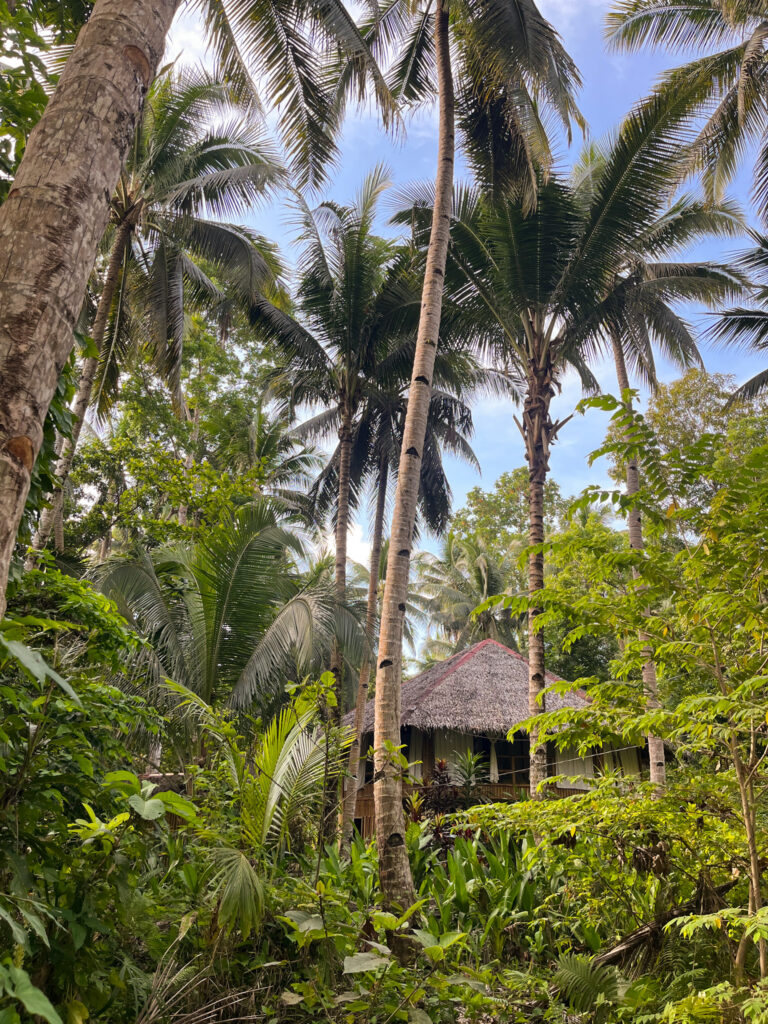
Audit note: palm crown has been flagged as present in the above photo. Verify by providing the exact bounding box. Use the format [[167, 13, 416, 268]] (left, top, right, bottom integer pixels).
[[97, 500, 362, 723], [607, 0, 768, 215], [396, 91, 747, 793], [99, 66, 285, 411], [361, 0, 583, 207]]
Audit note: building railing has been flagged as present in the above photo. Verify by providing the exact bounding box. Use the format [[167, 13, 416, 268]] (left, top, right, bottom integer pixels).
[[352, 779, 585, 840]]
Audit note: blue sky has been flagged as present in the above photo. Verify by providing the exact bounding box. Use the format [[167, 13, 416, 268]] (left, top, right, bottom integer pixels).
[[168, 1, 764, 555]]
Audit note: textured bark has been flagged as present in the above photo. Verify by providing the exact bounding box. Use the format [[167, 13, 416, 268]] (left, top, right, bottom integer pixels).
[[0, 0, 180, 614], [28, 353, 98, 562], [28, 217, 134, 564], [341, 458, 388, 848], [520, 361, 555, 798], [329, 407, 354, 720], [611, 337, 666, 790], [373, 1, 454, 910]]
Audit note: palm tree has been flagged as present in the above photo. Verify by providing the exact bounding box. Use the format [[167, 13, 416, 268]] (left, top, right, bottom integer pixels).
[[253, 168, 445, 714], [212, 398, 322, 501], [96, 500, 363, 746], [0, 0, 393, 617], [406, 96, 745, 797], [607, 0, 768, 215], [28, 67, 284, 561], [707, 234, 768, 401], [414, 533, 522, 655], [572, 142, 746, 789], [338, 382, 480, 844], [365, 0, 582, 907]]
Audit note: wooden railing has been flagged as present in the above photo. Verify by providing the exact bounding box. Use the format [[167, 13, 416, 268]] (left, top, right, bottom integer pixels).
[[352, 780, 585, 840]]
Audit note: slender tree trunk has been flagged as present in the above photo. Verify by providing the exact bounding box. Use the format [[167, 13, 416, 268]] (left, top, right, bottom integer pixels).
[[177, 402, 200, 527], [520, 360, 555, 798], [98, 525, 112, 562], [611, 337, 666, 790], [373, 1, 454, 910], [27, 219, 135, 564], [0, 0, 179, 615], [320, 408, 354, 845], [341, 458, 388, 848], [330, 406, 354, 720]]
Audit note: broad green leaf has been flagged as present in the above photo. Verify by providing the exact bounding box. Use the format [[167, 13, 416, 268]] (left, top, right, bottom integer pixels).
[[7, 967, 63, 1024], [127, 795, 166, 820], [343, 951, 389, 973], [103, 771, 141, 794], [0, 636, 81, 706], [409, 1011, 432, 1024]]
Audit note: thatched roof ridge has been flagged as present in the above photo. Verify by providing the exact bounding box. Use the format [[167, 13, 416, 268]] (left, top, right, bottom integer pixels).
[[345, 638, 587, 736]]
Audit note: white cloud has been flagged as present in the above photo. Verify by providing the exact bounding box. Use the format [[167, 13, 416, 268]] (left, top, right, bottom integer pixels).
[[165, 3, 211, 67]]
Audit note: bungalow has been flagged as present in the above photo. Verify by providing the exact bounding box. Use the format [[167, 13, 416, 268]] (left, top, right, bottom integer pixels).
[[344, 638, 642, 837]]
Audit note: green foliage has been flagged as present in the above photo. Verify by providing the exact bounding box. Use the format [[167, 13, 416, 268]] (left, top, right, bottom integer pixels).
[[0, 596, 182, 1018], [413, 532, 524, 658], [451, 467, 571, 554], [96, 500, 362, 724]]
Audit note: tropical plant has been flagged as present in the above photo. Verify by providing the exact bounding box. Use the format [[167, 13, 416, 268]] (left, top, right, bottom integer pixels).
[[366, 0, 583, 909], [414, 534, 522, 656], [572, 141, 746, 789], [95, 501, 362, 738], [607, 0, 768, 214], [213, 398, 322, 501], [707, 234, 768, 402], [171, 674, 349, 937], [255, 168, 489, 725], [337, 379, 481, 844], [257, 167, 408, 710], [519, 400, 768, 984], [0, 0, 393, 618], [400, 93, 745, 796], [0, 569, 194, 1017], [29, 67, 284, 560], [450, 466, 570, 561]]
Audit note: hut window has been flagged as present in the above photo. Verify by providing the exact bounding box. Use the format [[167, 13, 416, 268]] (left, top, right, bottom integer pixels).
[[472, 736, 495, 781], [492, 733, 529, 786], [362, 733, 374, 784]]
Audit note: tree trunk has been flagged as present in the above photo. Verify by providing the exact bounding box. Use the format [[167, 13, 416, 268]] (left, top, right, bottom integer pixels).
[[330, 406, 354, 719], [341, 458, 388, 848], [611, 336, 666, 790], [521, 361, 555, 798], [0, 0, 179, 615], [27, 218, 135, 564], [177, 401, 200, 527], [373, 0, 454, 910]]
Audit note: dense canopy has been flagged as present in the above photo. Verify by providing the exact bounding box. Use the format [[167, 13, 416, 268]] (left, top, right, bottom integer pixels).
[[1, 2, 768, 1022]]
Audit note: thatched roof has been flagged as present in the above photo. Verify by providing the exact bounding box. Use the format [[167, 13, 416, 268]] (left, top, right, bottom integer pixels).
[[345, 638, 587, 736]]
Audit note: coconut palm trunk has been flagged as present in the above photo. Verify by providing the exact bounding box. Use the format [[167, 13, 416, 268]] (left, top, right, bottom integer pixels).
[[373, 0, 454, 908], [0, 0, 178, 614], [610, 335, 666, 790], [341, 457, 388, 847], [519, 359, 556, 797], [27, 218, 135, 564], [329, 406, 354, 718]]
